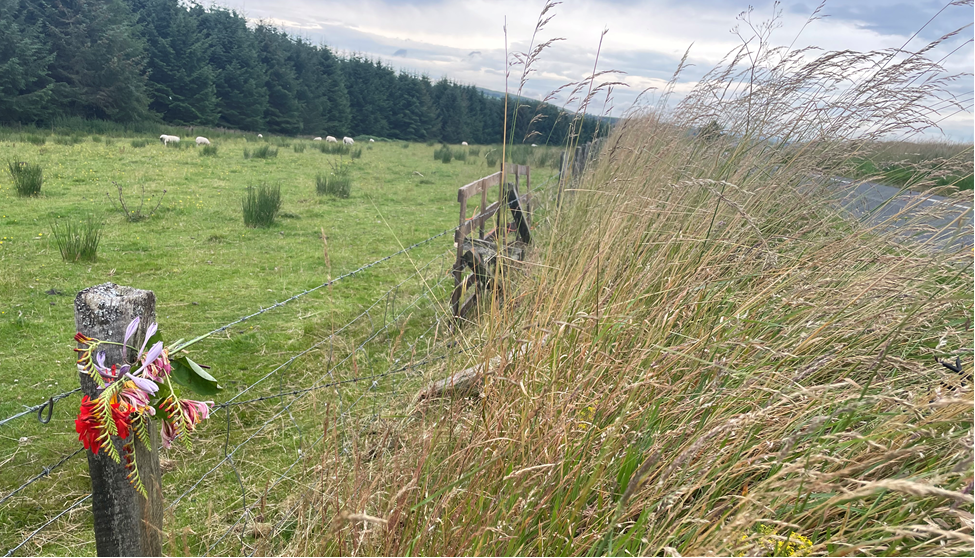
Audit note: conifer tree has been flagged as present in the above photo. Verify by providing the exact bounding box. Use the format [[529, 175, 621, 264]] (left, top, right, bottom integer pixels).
[[0, 0, 56, 123], [43, 0, 150, 121], [255, 24, 301, 134], [195, 6, 268, 131], [127, 0, 217, 125]]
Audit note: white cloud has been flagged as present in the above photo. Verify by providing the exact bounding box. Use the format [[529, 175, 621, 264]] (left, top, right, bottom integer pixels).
[[223, 0, 973, 140]]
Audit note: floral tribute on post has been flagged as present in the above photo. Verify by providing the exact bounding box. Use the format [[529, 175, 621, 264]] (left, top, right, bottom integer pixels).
[[74, 316, 221, 497]]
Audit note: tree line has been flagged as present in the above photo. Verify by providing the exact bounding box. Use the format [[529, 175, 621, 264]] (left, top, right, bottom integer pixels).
[[0, 0, 603, 143]]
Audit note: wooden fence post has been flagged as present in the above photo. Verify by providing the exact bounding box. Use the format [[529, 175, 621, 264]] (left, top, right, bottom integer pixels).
[[74, 283, 163, 556]]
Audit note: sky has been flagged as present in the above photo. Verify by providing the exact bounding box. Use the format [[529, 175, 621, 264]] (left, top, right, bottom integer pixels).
[[215, 0, 974, 142]]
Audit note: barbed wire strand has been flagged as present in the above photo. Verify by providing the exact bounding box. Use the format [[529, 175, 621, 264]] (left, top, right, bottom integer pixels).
[[0, 448, 85, 508], [168, 273, 452, 512], [0, 388, 82, 428], [189, 228, 453, 345], [217, 251, 449, 409], [205, 320, 459, 555], [2, 173, 550, 552], [3, 494, 91, 557]]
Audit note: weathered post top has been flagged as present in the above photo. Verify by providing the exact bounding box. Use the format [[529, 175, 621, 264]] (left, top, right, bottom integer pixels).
[[75, 283, 163, 557]]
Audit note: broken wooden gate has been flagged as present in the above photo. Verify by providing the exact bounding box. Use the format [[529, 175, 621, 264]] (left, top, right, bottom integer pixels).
[[451, 164, 532, 320]]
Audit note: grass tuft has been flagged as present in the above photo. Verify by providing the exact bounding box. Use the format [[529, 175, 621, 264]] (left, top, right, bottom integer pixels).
[[50, 215, 102, 262], [199, 144, 218, 157], [8, 161, 43, 196], [242, 182, 282, 227], [315, 165, 353, 198]]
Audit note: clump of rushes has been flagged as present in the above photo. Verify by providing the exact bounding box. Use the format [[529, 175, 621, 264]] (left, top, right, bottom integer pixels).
[[275, 3, 974, 557], [350, 147, 363, 160], [434, 145, 453, 163], [293, 143, 306, 153], [51, 215, 102, 262], [107, 181, 166, 222], [242, 183, 282, 227], [318, 142, 351, 155], [22, 134, 46, 145], [165, 140, 184, 149], [131, 139, 149, 148], [485, 149, 500, 168], [199, 144, 218, 157], [248, 144, 277, 159], [8, 161, 43, 196], [315, 165, 352, 198]]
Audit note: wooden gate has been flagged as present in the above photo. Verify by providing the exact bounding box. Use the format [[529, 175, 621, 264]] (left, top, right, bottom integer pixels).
[[451, 164, 531, 320]]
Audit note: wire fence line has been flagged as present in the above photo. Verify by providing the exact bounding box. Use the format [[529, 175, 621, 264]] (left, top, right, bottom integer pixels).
[[3, 494, 91, 558], [205, 330, 468, 556], [0, 388, 82, 429], [166, 271, 453, 515], [1, 169, 551, 555], [216, 250, 451, 410], [0, 227, 455, 434], [188, 227, 454, 346], [0, 449, 85, 508]]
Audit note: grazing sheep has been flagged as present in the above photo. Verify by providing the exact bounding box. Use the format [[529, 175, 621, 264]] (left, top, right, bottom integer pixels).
[[314, 137, 322, 141], [343, 137, 354, 145], [196, 136, 211, 146], [257, 134, 263, 138], [159, 134, 180, 145], [531, 143, 537, 147], [369, 138, 375, 143], [326, 136, 337, 143], [461, 141, 468, 146]]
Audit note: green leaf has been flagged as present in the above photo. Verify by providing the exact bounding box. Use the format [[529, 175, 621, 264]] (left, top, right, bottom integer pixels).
[[170, 356, 221, 396]]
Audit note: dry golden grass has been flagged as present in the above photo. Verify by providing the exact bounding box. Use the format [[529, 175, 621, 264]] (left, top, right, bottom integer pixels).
[[181, 5, 974, 556]]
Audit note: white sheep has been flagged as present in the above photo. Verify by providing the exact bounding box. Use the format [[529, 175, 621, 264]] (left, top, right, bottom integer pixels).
[[159, 134, 180, 145], [369, 138, 375, 143], [343, 137, 354, 145], [257, 134, 263, 139], [326, 136, 337, 143], [531, 143, 537, 147], [196, 136, 211, 146], [314, 137, 322, 141], [461, 141, 468, 146]]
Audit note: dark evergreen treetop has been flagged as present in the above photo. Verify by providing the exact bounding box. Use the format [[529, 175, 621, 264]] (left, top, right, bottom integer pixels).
[[0, 0, 606, 143]]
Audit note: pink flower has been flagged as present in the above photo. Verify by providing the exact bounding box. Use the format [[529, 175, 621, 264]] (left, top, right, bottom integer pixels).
[[180, 399, 212, 426], [161, 419, 178, 449]]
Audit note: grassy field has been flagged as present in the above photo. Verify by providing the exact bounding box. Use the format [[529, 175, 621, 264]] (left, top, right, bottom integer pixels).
[[0, 132, 560, 555], [848, 140, 974, 191]]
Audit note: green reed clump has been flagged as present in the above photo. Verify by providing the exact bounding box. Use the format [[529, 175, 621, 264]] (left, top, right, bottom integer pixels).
[[469, 146, 481, 156], [199, 144, 218, 157], [318, 143, 351, 155], [130, 139, 150, 148], [351, 147, 363, 159], [246, 144, 278, 159], [293, 143, 306, 153], [401, 142, 411, 149], [485, 149, 500, 168], [434, 145, 453, 163], [273, 138, 292, 148], [165, 139, 185, 149], [51, 215, 103, 262], [8, 161, 43, 196], [454, 149, 467, 162], [242, 183, 282, 227], [53, 134, 84, 145], [22, 134, 46, 145], [506, 144, 529, 165], [315, 166, 353, 198]]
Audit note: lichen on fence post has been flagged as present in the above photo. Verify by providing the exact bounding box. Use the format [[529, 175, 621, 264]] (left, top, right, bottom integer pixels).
[[74, 283, 163, 556]]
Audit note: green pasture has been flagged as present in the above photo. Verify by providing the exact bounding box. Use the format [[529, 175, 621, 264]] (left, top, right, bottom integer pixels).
[[0, 132, 558, 555]]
